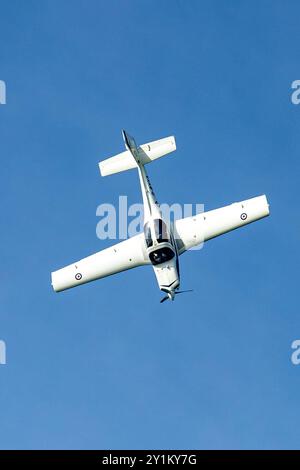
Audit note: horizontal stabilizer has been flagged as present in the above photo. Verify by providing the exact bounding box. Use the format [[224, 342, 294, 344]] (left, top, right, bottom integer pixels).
[[99, 135, 176, 177]]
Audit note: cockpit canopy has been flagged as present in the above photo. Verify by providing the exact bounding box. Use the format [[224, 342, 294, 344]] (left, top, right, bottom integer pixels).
[[144, 219, 169, 248], [149, 247, 175, 265]]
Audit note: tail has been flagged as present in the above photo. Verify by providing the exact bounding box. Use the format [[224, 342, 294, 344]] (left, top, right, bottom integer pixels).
[[98, 130, 176, 177]]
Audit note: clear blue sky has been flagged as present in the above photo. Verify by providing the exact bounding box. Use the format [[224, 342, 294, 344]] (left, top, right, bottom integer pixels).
[[0, 0, 300, 450]]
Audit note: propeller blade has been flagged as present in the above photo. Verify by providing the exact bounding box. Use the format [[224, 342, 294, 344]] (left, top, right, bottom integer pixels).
[[160, 295, 169, 303], [175, 289, 193, 295], [160, 290, 193, 303]]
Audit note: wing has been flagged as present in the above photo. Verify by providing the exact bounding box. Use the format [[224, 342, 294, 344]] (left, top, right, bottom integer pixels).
[[51, 233, 149, 292], [174, 195, 270, 254]]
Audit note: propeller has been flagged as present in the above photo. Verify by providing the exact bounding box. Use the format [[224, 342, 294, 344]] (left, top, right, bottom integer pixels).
[[160, 289, 193, 303], [176, 289, 193, 295]]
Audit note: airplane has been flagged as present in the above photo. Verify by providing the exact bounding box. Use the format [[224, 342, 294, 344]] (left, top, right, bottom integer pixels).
[[51, 130, 270, 303]]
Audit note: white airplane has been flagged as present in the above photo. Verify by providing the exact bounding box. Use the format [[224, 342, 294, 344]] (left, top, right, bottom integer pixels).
[[51, 130, 270, 303]]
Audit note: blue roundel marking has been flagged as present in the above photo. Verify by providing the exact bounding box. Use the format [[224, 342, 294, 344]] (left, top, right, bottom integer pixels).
[[75, 273, 82, 280], [240, 213, 247, 221]]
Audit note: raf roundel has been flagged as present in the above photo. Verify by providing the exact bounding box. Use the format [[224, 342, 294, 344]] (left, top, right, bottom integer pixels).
[[75, 273, 82, 281], [240, 213, 247, 221]]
